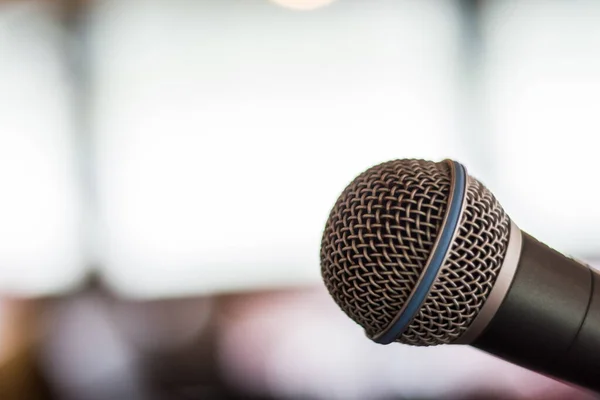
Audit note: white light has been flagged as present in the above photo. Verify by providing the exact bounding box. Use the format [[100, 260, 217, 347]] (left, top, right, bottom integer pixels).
[[484, 1, 600, 254], [269, 0, 337, 11], [91, 0, 464, 298], [0, 3, 84, 295]]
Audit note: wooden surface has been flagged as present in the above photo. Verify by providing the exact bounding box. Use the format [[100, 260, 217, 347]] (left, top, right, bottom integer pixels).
[[0, 300, 52, 400]]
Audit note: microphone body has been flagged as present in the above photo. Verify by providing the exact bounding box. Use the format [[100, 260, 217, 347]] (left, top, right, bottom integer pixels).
[[473, 232, 600, 391], [320, 159, 600, 393]]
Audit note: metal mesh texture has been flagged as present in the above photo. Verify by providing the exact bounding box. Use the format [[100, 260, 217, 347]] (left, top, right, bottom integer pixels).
[[398, 175, 510, 346], [320, 159, 510, 345], [320, 159, 452, 337]]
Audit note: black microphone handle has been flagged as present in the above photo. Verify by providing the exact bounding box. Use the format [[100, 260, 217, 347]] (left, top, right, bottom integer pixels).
[[472, 232, 600, 393]]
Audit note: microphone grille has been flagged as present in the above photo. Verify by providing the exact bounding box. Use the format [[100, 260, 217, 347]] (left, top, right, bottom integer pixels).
[[320, 159, 510, 346]]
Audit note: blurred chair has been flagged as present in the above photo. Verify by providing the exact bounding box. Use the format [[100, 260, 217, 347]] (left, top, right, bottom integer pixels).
[[0, 299, 52, 400]]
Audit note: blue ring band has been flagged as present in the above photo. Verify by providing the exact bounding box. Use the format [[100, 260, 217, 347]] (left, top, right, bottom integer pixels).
[[374, 161, 466, 344]]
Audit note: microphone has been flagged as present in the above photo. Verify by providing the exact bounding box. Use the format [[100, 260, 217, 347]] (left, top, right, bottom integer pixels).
[[320, 159, 600, 392]]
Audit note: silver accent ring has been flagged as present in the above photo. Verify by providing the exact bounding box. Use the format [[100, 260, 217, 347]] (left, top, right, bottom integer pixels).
[[454, 220, 522, 344]]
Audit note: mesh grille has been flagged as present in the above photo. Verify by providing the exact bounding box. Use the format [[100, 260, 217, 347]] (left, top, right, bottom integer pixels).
[[398, 176, 510, 346], [320, 159, 451, 337], [320, 159, 510, 345]]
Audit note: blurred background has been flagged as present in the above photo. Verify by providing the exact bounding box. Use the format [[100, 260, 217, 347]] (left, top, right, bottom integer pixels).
[[1, 0, 600, 398]]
